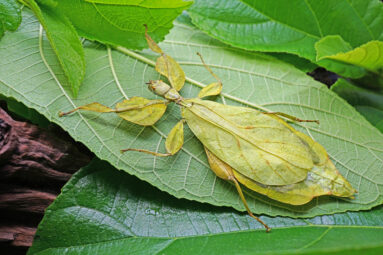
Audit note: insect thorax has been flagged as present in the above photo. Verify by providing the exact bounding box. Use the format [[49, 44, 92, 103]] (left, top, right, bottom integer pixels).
[[147, 80, 182, 102]]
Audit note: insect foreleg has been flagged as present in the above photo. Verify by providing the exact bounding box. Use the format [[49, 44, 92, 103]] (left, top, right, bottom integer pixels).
[[121, 120, 184, 156], [145, 25, 185, 91], [264, 112, 320, 124], [59, 102, 114, 117]]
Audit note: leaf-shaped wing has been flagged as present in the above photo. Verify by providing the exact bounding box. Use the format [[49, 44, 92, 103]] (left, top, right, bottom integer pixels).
[[116, 97, 167, 126], [205, 145, 355, 205], [234, 158, 356, 205], [182, 98, 315, 186]]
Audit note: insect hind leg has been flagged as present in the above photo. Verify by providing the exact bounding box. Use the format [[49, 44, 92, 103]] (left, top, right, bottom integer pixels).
[[204, 148, 271, 232], [230, 176, 271, 232], [264, 112, 319, 124]]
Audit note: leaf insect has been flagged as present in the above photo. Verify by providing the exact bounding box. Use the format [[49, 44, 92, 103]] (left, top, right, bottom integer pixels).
[[60, 26, 357, 232]]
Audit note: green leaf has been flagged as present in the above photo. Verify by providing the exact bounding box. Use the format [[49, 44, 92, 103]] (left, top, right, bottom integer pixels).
[[28, 159, 383, 255], [267, 52, 318, 73], [1, 9, 383, 218], [331, 78, 383, 133], [0, 0, 21, 37], [316, 35, 353, 59], [0, 95, 51, 127], [180, 12, 317, 73], [317, 38, 383, 74], [22, 0, 85, 97], [188, 0, 383, 78], [53, 0, 193, 50], [356, 106, 383, 133]]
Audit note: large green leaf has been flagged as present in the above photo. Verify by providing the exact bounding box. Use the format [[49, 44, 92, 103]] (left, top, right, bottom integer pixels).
[[1, 9, 383, 218], [28, 159, 383, 255], [52, 0, 193, 50], [188, 0, 383, 78]]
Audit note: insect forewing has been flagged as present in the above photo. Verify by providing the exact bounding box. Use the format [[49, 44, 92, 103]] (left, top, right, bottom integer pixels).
[[233, 154, 356, 205], [182, 98, 315, 186]]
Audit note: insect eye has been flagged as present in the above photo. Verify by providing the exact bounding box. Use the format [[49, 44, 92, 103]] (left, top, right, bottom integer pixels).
[[146, 81, 155, 91]]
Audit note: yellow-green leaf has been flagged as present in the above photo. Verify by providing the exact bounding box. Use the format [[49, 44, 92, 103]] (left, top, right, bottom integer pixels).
[[316, 36, 383, 74], [329, 41, 383, 73]]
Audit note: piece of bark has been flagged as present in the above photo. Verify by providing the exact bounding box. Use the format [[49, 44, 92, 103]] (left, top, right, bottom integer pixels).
[[0, 185, 56, 215], [0, 107, 92, 253], [0, 107, 90, 186], [0, 226, 36, 247]]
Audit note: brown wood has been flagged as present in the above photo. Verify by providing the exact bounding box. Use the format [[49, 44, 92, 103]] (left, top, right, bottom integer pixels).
[[0, 107, 91, 254]]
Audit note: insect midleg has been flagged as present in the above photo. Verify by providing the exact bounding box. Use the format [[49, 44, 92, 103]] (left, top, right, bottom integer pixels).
[[263, 112, 319, 124], [120, 148, 172, 156], [121, 120, 184, 156]]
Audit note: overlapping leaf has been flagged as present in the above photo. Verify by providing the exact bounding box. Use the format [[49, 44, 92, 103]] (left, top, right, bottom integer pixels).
[[28, 159, 383, 255], [53, 0, 193, 50], [188, 0, 383, 78], [317, 38, 383, 74], [21, 0, 85, 97], [1, 9, 383, 218], [0, 0, 21, 38]]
